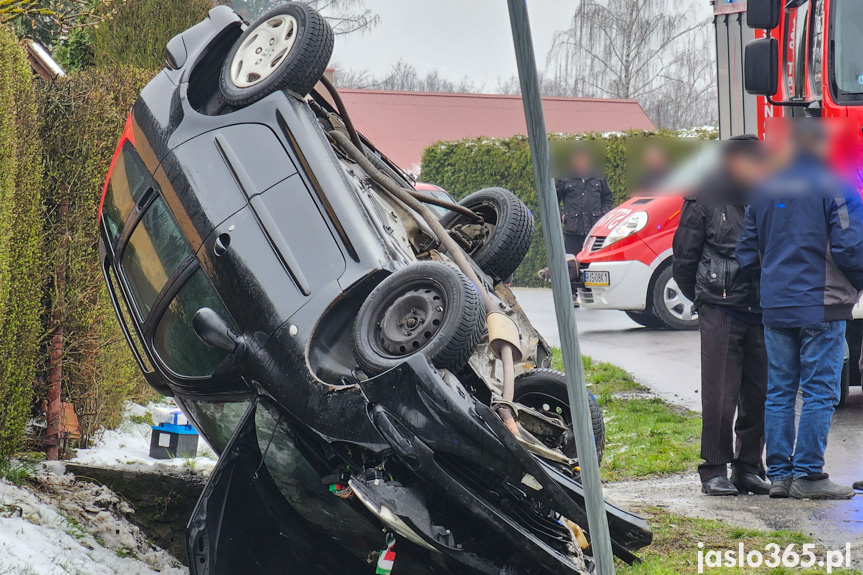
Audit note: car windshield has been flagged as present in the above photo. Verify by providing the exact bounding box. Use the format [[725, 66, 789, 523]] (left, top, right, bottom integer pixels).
[[832, 0, 863, 94], [647, 143, 721, 195]]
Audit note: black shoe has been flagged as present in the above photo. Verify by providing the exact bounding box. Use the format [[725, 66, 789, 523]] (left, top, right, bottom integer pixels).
[[854, 480, 863, 491], [701, 476, 739, 496], [790, 475, 855, 500], [731, 469, 771, 495], [769, 478, 792, 498]]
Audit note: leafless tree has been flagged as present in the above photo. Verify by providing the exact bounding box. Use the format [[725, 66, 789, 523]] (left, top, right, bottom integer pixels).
[[547, 0, 716, 128], [334, 60, 481, 94], [643, 25, 717, 129], [230, 0, 380, 35]]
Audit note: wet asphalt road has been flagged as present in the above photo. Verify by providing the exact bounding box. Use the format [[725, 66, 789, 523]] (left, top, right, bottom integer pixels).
[[513, 288, 863, 549]]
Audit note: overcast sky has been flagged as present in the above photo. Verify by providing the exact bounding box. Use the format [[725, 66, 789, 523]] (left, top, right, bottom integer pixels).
[[331, 0, 714, 92]]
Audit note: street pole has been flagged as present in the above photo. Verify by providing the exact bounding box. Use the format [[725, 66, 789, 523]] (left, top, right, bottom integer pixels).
[[505, 2, 616, 574]]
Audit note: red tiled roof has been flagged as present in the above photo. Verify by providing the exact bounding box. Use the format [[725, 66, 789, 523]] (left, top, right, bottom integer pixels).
[[337, 90, 656, 173]]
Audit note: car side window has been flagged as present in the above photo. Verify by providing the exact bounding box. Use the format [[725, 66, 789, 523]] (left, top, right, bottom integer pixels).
[[121, 196, 194, 319], [102, 144, 149, 243], [153, 268, 234, 378]]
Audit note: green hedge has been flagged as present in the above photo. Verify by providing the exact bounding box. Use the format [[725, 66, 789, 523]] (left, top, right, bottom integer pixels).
[[37, 67, 155, 446], [0, 27, 44, 459], [420, 130, 716, 287], [93, 0, 213, 70]]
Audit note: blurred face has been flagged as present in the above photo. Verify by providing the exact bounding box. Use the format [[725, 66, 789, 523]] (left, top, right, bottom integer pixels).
[[570, 151, 593, 174], [643, 146, 668, 172], [726, 153, 768, 188]]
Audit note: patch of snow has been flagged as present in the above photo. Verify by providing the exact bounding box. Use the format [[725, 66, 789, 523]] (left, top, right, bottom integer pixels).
[[70, 401, 217, 476], [0, 465, 186, 574]]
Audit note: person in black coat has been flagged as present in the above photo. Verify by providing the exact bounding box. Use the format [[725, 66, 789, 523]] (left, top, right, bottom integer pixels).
[[556, 146, 614, 257], [672, 136, 771, 496]]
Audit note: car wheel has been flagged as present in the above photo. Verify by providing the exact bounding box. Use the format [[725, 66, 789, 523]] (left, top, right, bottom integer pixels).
[[625, 310, 665, 329], [513, 368, 605, 464], [650, 264, 698, 331], [440, 187, 534, 282], [352, 262, 485, 375], [219, 2, 334, 106]]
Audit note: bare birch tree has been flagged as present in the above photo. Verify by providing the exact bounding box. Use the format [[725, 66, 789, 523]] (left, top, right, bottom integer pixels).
[[547, 0, 716, 128]]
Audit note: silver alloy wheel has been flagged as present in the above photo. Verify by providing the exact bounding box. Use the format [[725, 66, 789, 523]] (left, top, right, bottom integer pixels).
[[230, 14, 299, 88], [663, 277, 697, 322]]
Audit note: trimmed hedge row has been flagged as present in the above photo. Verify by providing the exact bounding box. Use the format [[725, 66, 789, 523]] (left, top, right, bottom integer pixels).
[[37, 68, 155, 446], [420, 130, 716, 287], [92, 0, 213, 70], [0, 27, 44, 459]]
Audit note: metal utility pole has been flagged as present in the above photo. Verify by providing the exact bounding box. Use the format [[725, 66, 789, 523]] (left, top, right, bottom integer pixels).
[[505, 2, 616, 574]]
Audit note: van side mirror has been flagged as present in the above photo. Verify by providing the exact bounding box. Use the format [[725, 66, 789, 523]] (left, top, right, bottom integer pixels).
[[193, 308, 241, 354], [747, 0, 781, 30], [745, 38, 779, 96]]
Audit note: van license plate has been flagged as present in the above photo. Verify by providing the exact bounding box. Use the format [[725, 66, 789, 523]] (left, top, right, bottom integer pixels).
[[582, 271, 609, 287]]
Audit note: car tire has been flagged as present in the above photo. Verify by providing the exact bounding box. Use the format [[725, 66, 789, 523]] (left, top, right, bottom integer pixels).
[[839, 355, 850, 408], [513, 368, 605, 464], [625, 310, 665, 329], [440, 187, 534, 282], [353, 262, 485, 375], [220, 3, 334, 107], [650, 264, 698, 331]]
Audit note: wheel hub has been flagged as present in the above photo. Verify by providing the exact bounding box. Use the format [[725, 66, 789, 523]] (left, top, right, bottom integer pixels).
[[231, 14, 299, 88], [375, 287, 445, 357]]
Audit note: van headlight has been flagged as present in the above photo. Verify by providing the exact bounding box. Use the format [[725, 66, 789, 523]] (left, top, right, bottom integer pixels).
[[604, 211, 648, 247]]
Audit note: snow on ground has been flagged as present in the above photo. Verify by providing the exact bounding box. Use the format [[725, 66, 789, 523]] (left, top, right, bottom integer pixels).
[[70, 400, 217, 476], [0, 464, 186, 574]]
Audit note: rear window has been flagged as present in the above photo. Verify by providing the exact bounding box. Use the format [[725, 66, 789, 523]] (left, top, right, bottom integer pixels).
[[153, 268, 234, 378], [102, 143, 150, 242], [121, 196, 193, 319]]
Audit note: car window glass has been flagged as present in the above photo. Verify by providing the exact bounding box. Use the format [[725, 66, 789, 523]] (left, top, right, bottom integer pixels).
[[106, 263, 154, 374], [122, 196, 193, 319], [832, 0, 863, 95], [102, 144, 149, 242], [154, 268, 234, 378], [180, 399, 249, 454]]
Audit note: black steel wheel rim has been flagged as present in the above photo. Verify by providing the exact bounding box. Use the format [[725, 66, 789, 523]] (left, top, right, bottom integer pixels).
[[516, 391, 576, 456], [370, 279, 447, 358]]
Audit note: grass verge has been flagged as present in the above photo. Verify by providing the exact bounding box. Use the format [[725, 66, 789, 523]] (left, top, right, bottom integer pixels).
[[620, 507, 860, 575], [551, 350, 701, 482]]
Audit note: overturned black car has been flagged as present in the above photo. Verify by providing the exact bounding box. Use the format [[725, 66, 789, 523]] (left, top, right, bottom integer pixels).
[[98, 4, 652, 574]]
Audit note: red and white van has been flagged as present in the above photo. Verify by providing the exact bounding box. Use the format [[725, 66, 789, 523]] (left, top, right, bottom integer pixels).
[[574, 146, 720, 331]]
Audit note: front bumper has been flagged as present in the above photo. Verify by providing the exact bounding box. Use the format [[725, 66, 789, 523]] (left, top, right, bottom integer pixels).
[[577, 260, 654, 311]]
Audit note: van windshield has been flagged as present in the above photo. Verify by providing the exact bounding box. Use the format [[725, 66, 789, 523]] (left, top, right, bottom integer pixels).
[[832, 0, 863, 95]]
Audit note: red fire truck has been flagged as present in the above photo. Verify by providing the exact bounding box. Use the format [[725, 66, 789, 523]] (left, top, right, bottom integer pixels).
[[576, 0, 859, 401]]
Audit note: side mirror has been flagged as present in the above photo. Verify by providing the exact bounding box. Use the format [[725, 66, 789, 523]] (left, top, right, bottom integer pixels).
[[747, 0, 781, 30], [745, 38, 779, 96], [193, 308, 241, 354]]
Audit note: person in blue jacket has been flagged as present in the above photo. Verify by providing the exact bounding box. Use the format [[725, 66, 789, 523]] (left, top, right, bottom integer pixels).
[[736, 120, 863, 500]]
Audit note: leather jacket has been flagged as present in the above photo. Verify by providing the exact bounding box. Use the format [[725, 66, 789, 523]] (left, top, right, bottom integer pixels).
[[556, 174, 613, 236]]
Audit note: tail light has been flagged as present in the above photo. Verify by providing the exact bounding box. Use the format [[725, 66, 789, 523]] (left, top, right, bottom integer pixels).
[[99, 113, 136, 222]]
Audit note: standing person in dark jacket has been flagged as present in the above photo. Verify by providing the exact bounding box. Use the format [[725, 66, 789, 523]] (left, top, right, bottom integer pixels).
[[737, 121, 863, 500], [557, 146, 614, 257], [673, 136, 770, 496]]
